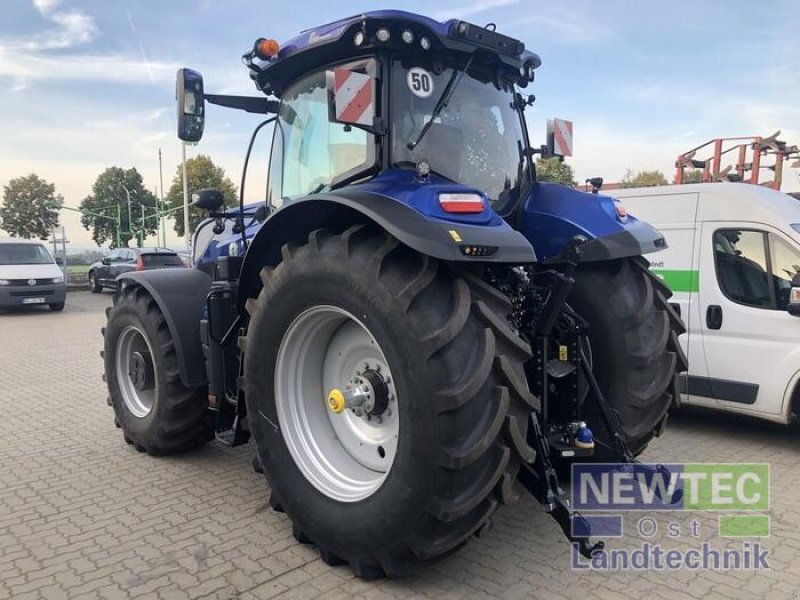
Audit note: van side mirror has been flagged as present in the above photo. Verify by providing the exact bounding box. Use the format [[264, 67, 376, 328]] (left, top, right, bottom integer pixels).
[[176, 68, 205, 142], [788, 273, 800, 316], [54, 257, 64, 266], [192, 189, 225, 213]]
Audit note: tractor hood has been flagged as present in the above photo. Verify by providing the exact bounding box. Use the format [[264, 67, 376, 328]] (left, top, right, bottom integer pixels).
[[517, 182, 668, 263]]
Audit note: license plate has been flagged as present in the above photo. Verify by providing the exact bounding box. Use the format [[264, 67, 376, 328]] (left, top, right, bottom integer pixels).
[[22, 297, 45, 304]]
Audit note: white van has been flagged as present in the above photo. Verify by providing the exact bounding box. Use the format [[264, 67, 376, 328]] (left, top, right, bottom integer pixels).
[[611, 183, 800, 425], [0, 238, 67, 312]]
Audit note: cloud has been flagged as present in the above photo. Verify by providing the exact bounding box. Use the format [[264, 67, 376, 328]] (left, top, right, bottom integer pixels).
[[13, 1, 99, 51], [32, 0, 61, 15], [432, 0, 518, 22], [0, 50, 175, 86]]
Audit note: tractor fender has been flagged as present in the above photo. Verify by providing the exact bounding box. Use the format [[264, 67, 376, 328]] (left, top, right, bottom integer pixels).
[[118, 269, 212, 388], [516, 182, 667, 263], [237, 191, 536, 309]]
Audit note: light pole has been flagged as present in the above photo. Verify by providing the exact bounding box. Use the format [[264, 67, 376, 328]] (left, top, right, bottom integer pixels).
[[159, 148, 166, 248], [182, 142, 190, 251]]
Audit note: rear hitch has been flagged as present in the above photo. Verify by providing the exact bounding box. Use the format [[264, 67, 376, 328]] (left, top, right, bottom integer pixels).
[[518, 412, 604, 558], [578, 345, 679, 504]]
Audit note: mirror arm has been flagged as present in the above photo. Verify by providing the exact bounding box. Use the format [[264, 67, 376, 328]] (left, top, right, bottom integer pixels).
[[205, 94, 279, 115]]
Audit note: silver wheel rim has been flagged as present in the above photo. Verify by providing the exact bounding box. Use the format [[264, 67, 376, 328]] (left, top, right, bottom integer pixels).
[[275, 305, 399, 502], [116, 326, 157, 418]]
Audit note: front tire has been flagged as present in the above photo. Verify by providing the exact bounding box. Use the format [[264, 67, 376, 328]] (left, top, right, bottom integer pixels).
[[104, 285, 212, 455], [244, 226, 537, 578], [568, 257, 687, 456], [49, 302, 65, 312], [89, 271, 102, 293]]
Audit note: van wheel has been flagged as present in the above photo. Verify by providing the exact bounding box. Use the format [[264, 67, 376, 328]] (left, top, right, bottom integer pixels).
[[49, 302, 65, 312], [568, 256, 687, 456]]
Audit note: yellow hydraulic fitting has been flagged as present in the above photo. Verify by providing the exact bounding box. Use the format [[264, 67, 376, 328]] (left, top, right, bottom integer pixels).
[[327, 389, 345, 414]]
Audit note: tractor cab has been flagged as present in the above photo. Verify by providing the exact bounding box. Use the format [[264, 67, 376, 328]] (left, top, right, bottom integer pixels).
[[179, 11, 544, 216]]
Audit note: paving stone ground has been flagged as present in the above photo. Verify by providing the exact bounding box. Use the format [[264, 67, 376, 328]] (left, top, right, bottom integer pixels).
[[1, 291, 798, 599]]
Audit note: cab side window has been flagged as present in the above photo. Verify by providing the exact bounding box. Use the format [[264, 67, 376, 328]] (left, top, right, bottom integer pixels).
[[769, 234, 800, 310], [713, 229, 771, 308]]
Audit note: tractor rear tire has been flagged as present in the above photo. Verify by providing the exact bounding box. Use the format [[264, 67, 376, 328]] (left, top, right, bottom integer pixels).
[[243, 226, 537, 578], [568, 256, 687, 457], [104, 284, 212, 455]]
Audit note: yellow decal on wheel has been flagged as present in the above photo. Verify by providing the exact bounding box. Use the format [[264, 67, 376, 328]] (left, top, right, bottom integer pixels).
[[559, 345, 568, 361]]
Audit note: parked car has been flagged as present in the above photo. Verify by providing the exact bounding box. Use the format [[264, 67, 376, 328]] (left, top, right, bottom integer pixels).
[[88, 247, 185, 293], [612, 182, 800, 425], [0, 238, 66, 312]]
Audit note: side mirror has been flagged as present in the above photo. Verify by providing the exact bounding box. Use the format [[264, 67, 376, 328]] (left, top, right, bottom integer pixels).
[[102, 257, 111, 266], [254, 204, 269, 223], [54, 257, 64, 266], [192, 188, 225, 212], [788, 273, 800, 316], [176, 68, 205, 142]]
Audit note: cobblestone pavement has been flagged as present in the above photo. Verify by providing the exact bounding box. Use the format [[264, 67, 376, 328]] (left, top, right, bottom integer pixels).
[[1, 291, 798, 599]]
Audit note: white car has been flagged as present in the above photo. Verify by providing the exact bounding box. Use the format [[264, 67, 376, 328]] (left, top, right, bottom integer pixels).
[[612, 183, 800, 425], [0, 238, 66, 312]]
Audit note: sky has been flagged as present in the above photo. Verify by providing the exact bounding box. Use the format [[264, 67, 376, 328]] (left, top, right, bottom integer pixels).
[[0, 0, 798, 248]]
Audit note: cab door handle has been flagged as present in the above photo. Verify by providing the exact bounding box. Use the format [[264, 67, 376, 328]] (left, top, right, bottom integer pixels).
[[706, 305, 722, 330]]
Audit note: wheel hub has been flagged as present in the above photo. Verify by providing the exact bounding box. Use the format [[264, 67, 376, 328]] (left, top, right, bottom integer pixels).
[[129, 351, 154, 391], [116, 326, 158, 419], [327, 367, 390, 418]]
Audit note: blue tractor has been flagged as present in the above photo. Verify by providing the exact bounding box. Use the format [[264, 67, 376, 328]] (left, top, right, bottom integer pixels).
[[103, 11, 686, 577]]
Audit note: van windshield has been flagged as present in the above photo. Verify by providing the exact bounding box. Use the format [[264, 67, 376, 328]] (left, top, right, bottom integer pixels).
[[0, 243, 53, 265]]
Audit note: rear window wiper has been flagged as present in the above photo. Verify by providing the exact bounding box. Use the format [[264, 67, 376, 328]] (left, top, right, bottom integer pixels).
[[407, 53, 477, 151]]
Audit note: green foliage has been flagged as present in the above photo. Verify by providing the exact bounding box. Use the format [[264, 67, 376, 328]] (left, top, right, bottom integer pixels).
[[536, 158, 577, 186], [79, 167, 158, 247], [677, 169, 704, 184], [621, 169, 669, 188], [0, 174, 63, 239], [165, 155, 238, 237]]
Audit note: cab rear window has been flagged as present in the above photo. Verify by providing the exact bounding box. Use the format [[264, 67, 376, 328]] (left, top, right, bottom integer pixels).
[[141, 254, 183, 267]]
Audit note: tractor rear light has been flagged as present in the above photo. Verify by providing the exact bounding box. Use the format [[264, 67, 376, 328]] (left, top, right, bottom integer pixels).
[[135, 256, 145, 272], [401, 30, 414, 44], [460, 245, 497, 257], [439, 193, 485, 213], [420, 36, 431, 50], [615, 204, 628, 219], [376, 28, 390, 42]]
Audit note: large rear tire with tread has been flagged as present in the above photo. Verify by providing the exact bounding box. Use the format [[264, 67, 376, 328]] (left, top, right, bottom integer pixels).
[[244, 225, 537, 578], [104, 284, 212, 455], [568, 256, 687, 456]]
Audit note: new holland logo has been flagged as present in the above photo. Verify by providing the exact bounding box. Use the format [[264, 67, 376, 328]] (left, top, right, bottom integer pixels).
[[28, 279, 37, 287]]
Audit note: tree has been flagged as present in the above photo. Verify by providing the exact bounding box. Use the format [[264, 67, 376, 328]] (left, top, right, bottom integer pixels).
[[536, 158, 577, 186], [79, 167, 158, 247], [621, 169, 669, 188], [0, 174, 63, 239], [675, 169, 704, 184], [165, 155, 238, 237]]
